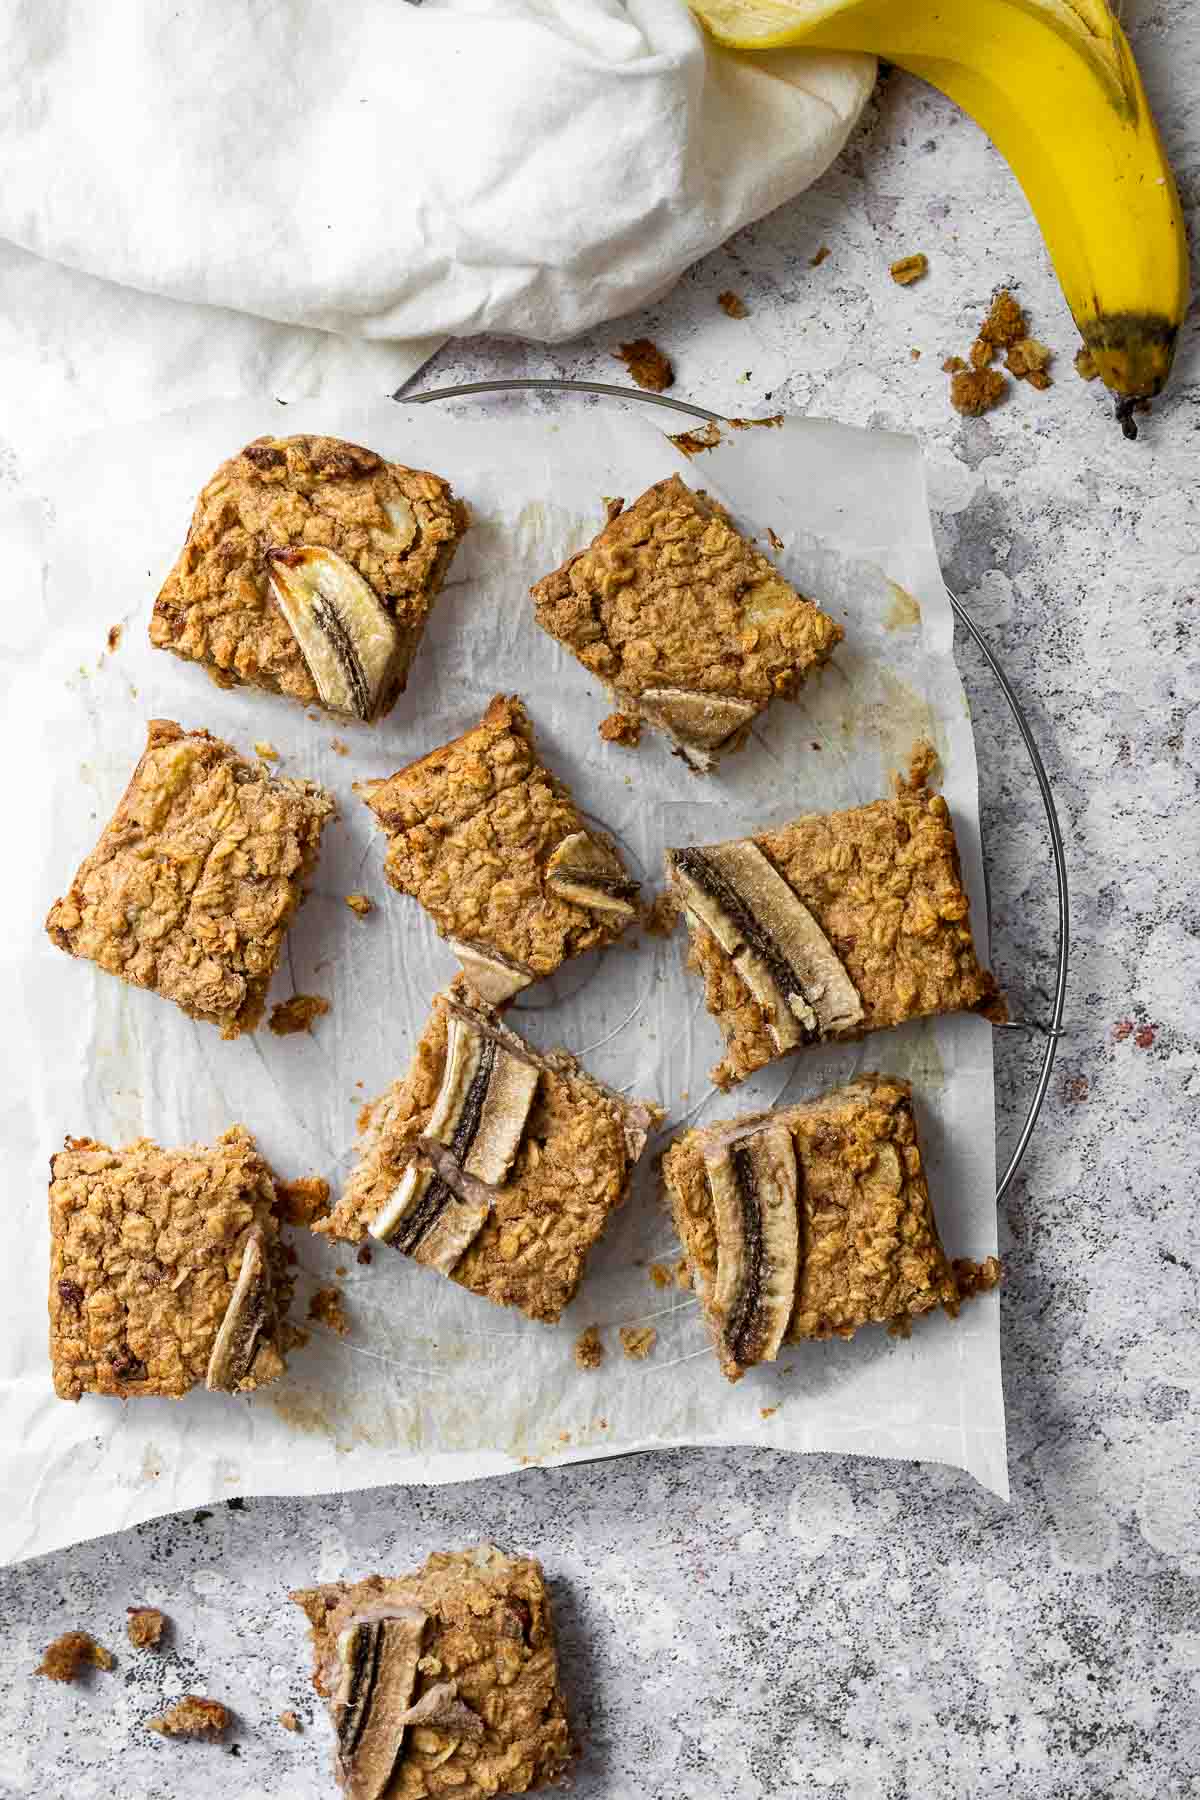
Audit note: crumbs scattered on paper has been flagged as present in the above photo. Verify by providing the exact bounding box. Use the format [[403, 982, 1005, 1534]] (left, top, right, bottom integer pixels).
[[126, 1608, 166, 1650], [718, 290, 749, 318], [147, 1697, 230, 1738], [278, 1176, 330, 1228], [811, 245, 831, 267], [308, 1286, 350, 1338], [615, 338, 674, 392], [574, 1326, 604, 1370], [36, 1632, 114, 1682], [278, 1710, 301, 1733], [670, 421, 722, 456], [643, 892, 679, 938], [330, 738, 349, 756], [619, 1325, 657, 1361], [649, 1262, 673, 1290], [345, 893, 374, 917], [106, 624, 123, 654], [269, 995, 330, 1036], [599, 711, 642, 748], [890, 254, 928, 286], [254, 741, 279, 762]]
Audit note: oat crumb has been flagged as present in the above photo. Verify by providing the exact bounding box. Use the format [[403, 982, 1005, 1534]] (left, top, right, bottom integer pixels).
[[574, 1326, 604, 1370], [269, 994, 330, 1036], [147, 1696, 230, 1738], [619, 1325, 657, 1361], [345, 892, 375, 917], [649, 1262, 672, 1290], [1006, 337, 1053, 389], [977, 288, 1027, 349], [1075, 346, 1099, 381], [890, 253, 928, 286], [106, 624, 123, 654], [718, 289, 749, 319], [969, 338, 994, 370], [767, 526, 784, 551], [810, 244, 831, 267], [760, 1406, 778, 1420], [910, 348, 921, 361], [278, 1710, 301, 1733], [950, 367, 1008, 417], [126, 1607, 166, 1650], [277, 1175, 331, 1228], [949, 1255, 1003, 1309], [599, 711, 642, 748], [308, 1286, 350, 1338], [356, 1244, 373, 1265], [254, 740, 279, 762], [615, 338, 674, 392], [643, 892, 680, 938], [669, 422, 723, 456], [330, 738, 349, 756], [36, 1632, 114, 1682], [675, 1258, 693, 1292], [942, 355, 967, 374]]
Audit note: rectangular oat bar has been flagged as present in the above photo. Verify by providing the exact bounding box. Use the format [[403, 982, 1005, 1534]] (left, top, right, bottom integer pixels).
[[663, 1074, 993, 1382], [530, 475, 842, 769], [45, 720, 334, 1038], [318, 985, 662, 1324], [292, 1545, 574, 1799], [666, 748, 1003, 1087], [150, 434, 467, 722], [49, 1127, 294, 1401], [357, 694, 640, 1004]]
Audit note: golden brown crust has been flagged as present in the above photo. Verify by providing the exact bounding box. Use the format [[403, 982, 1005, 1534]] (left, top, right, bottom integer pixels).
[[147, 1696, 230, 1737], [45, 720, 334, 1038], [48, 1126, 293, 1402], [357, 695, 637, 990], [126, 1607, 167, 1650], [674, 764, 1003, 1087], [291, 1545, 574, 1798], [663, 1075, 959, 1379], [318, 988, 661, 1324], [529, 476, 842, 744], [150, 434, 468, 718], [36, 1632, 114, 1681]]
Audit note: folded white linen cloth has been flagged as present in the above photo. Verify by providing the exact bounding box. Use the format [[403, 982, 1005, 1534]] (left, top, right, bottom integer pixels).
[[0, 0, 873, 346]]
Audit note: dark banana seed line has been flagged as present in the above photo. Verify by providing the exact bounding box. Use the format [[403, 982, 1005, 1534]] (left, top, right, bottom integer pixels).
[[673, 848, 817, 1036], [394, 1037, 498, 1254], [311, 592, 372, 719], [338, 1621, 384, 1756], [726, 1143, 767, 1363]]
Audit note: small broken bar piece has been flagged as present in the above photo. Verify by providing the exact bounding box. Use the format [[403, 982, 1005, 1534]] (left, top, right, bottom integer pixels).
[[48, 1127, 294, 1402], [662, 1075, 966, 1381], [317, 985, 661, 1323], [150, 434, 468, 722], [292, 1545, 573, 1800], [666, 748, 1003, 1087], [357, 694, 640, 1004], [147, 1696, 230, 1737], [45, 720, 334, 1038], [530, 475, 842, 770]]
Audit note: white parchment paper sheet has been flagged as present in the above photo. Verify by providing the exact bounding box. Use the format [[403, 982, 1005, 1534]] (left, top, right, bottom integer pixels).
[[0, 397, 1004, 1564]]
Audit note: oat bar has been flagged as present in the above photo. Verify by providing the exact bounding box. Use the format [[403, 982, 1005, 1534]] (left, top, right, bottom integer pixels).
[[48, 1127, 294, 1402], [666, 750, 1003, 1086], [662, 1075, 961, 1381], [357, 694, 639, 1004], [530, 475, 842, 769], [150, 434, 467, 722], [292, 1545, 573, 1799], [317, 985, 661, 1324], [45, 720, 334, 1038]]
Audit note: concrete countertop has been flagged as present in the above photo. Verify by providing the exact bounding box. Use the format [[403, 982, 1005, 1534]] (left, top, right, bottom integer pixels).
[[2, 4, 1197, 1794]]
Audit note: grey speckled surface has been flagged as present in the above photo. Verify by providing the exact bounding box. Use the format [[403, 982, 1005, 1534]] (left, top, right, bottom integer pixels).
[[3, 4, 1200, 1795]]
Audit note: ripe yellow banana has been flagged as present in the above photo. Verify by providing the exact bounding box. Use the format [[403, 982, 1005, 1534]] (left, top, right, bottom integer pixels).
[[691, 0, 1189, 432]]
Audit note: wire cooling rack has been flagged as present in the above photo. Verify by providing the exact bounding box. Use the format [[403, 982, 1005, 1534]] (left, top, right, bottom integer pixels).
[[400, 377, 1069, 1203]]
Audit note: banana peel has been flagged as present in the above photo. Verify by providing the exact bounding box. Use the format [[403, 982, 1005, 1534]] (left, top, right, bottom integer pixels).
[[690, 0, 1189, 432]]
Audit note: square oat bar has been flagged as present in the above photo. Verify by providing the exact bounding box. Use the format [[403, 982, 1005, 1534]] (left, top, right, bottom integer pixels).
[[292, 1545, 574, 1799], [150, 434, 468, 722], [49, 1127, 294, 1401], [530, 475, 842, 769], [663, 1074, 997, 1382], [318, 985, 661, 1324], [357, 694, 640, 1004], [45, 720, 334, 1038], [666, 750, 1003, 1087]]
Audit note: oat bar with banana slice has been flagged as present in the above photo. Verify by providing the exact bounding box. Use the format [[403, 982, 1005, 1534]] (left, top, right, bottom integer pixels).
[[357, 694, 641, 1005], [317, 985, 662, 1324], [666, 745, 1005, 1087], [48, 1127, 295, 1401], [663, 1074, 998, 1383], [150, 434, 468, 722], [530, 474, 842, 769], [292, 1545, 574, 1800], [45, 720, 333, 1038]]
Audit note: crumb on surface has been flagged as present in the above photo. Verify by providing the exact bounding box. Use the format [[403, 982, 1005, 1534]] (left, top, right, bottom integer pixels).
[[574, 1325, 604, 1370], [669, 422, 722, 456], [649, 1262, 672, 1289], [977, 288, 1027, 349], [890, 253, 928, 286], [307, 1285, 350, 1337], [949, 1255, 1003, 1307], [1113, 1018, 1134, 1042], [278, 1710, 301, 1733], [942, 355, 967, 374], [356, 1244, 372, 1265], [767, 526, 783, 551], [345, 892, 374, 917], [1075, 346, 1099, 381], [278, 1175, 331, 1228], [147, 1696, 230, 1738], [643, 892, 680, 938], [950, 368, 1008, 417], [36, 1632, 114, 1682], [718, 289, 749, 318], [330, 738, 349, 756], [599, 711, 642, 748], [615, 338, 674, 392], [910, 348, 921, 361], [760, 1406, 777, 1419], [1006, 337, 1053, 389], [126, 1607, 166, 1650], [269, 994, 330, 1036], [106, 624, 123, 653], [676, 1258, 693, 1291], [1063, 1073, 1090, 1103], [969, 338, 994, 370], [254, 741, 279, 762], [811, 244, 831, 267], [619, 1324, 657, 1361]]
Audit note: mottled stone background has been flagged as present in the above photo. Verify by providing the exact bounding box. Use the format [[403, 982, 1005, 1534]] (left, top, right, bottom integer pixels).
[[2, 2, 1198, 1795]]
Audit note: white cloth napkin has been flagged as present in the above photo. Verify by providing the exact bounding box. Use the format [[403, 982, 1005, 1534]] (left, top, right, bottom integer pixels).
[[0, 0, 872, 352]]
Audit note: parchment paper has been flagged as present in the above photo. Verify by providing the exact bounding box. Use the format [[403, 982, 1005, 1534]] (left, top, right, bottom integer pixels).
[[0, 396, 1004, 1565]]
